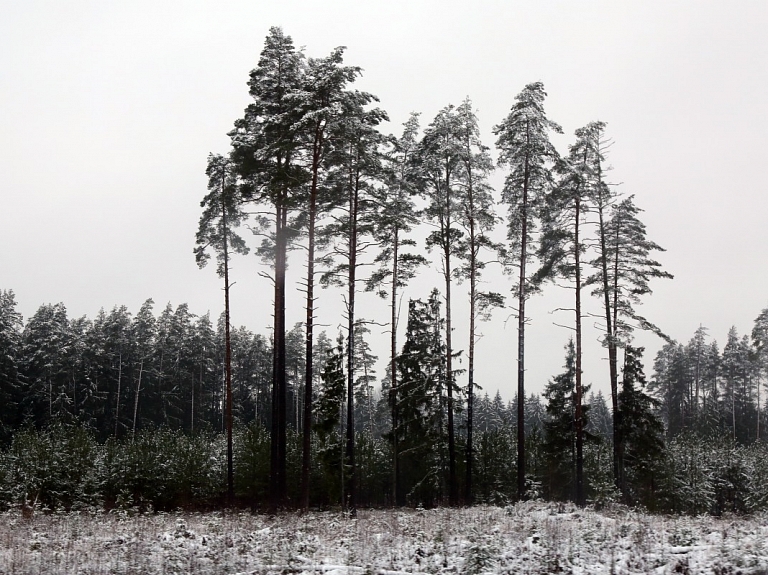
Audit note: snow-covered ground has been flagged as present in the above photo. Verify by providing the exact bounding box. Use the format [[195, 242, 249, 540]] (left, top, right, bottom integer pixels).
[[1, 503, 767, 574]]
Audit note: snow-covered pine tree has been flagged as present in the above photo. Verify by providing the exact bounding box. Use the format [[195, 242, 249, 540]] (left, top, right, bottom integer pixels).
[[493, 82, 561, 500], [417, 104, 465, 505], [229, 27, 307, 508], [367, 112, 426, 503], [195, 152, 249, 501], [453, 97, 504, 503]]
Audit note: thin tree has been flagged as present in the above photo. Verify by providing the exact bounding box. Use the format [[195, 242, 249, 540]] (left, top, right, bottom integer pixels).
[[194, 153, 250, 503], [294, 46, 364, 510], [493, 82, 561, 500], [537, 124, 597, 506], [417, 104, 465, 505], [367, 112, 426, 503], [320, 94, 387, 515], [454, 98, 503, 503]]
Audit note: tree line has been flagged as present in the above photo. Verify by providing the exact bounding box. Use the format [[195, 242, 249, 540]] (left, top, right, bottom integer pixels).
[[0, 290, 767, 512]]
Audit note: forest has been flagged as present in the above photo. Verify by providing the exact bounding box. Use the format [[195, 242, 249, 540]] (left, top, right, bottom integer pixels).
[[1, 27, 768, 517]]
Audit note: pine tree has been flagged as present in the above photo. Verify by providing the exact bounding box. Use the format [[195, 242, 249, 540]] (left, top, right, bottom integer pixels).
[[320, 91, 387, 514], [453, 97, 503, 503], [752, 307, 768, 440], [588, 192, 672, 486], [493, 82, 562, 499], [367, 112, 426, 502], [229, 27, 307, 508], [294, 46, 367, 510], [130, 298, 156, 439], [537, 123, 602, 505], [417, 104, 464, 504], [195, 151, 250, 502]]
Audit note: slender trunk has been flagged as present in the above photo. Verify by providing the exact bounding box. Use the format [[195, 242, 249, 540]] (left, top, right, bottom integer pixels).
[[271, 202, 288, 510], [223, 193, 234, 504], [443, 166, 457, 506], [302, 124, 322, 510], [390, 229, 401, 505], [345, 159, 360, 516], [466, 170, 477, 505], [114, 352, 122, 437], [517, 153, 530, 501], [597, 197, 619, 493], [132, 359, 143, 440], [574, 193, 584, 507]]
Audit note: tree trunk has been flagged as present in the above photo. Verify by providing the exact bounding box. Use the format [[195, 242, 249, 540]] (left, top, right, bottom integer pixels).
[[132, 359, 143, 441], [223, 194, 234, 504], [271, 202, 288, 510], [302, 124, 322, 510], [443, 167, 457, 506], [115, 352, 122, 438], [390, 229, 401, 505], [517, 152, 530, 501], [345, 158, 361, 516], [465, 174, 477, 505], [574, 193, 585, 507]]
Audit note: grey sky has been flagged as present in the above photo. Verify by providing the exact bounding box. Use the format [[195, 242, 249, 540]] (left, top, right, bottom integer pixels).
[[3, 1, 767, 400]]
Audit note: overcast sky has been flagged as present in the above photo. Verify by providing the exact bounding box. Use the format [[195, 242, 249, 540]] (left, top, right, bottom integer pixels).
[[3, 1, 768, 401]]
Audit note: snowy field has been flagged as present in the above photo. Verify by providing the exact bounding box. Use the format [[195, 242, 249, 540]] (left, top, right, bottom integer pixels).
[[1, 503, 767, 574]]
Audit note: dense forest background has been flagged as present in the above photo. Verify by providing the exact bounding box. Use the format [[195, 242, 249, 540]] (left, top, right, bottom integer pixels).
[[2, 25, 768, 516]]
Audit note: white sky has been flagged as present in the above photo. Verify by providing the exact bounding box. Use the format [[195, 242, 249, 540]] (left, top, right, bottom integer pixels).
[[2, 1, 768, 401]]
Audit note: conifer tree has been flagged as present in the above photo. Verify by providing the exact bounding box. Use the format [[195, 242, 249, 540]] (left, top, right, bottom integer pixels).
[[229, 27, 307, 508], [543, 339, 577, 501], [395, 290, 446, 506], [493, 82, 561, 500], [131, 298, 156, 439], [453, 97, 503, 503], [195, 152, 249, 502], [367, 112, 426, 501], [294, 46, 367, 509], [320, 92, 387, 514], [417, 104, 464, 504], [618, 346, 664, 505], [537, 123, 598, 505], [0, 290, 23, 443], [752, 307, 768, 440], [21, 303, 73, 426]]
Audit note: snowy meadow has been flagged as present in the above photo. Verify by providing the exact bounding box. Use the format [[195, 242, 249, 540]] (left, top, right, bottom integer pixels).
[[2, 503, 767, 574]]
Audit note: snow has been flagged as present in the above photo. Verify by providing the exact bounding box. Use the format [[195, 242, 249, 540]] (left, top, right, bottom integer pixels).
[[0, 502, 767, 574]]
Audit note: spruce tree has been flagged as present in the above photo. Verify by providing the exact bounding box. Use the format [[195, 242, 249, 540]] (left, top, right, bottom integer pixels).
[[542, 339, 577, 501], [395, 290, 446, 506], [618, 345, 664, 506], [0, 290, 23, 443]]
